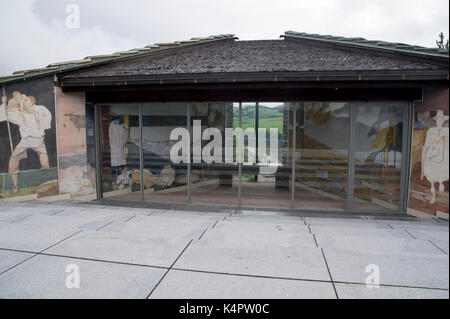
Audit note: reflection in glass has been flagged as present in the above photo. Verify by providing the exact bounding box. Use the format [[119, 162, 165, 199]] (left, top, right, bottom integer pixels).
[[190, 102, 239, 206], [142, 103, 188, 204], [94, 101, 407, 213], [294, 102, 349, 211], [240, 102, 292, 209], [353, 103, 404, 210], [99, 104, 140, 200]]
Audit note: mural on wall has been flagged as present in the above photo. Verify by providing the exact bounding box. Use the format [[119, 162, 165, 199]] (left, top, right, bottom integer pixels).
[[55, 88, 95, 197], [0, 77, 58, 198], [409, 87, 449, 215]]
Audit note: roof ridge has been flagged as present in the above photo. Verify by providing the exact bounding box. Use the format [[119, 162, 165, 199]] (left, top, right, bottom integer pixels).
[[283, 31, 449, 58]]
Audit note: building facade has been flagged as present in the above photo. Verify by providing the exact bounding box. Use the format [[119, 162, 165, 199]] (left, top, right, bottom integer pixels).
[[0, 32, 448, 216]]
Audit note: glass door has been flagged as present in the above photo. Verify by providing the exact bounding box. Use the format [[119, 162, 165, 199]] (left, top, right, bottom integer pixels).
[[190, 102, 239, 207], [293, 102, 350, 211], [350, 102, 407, 211], [98, 104, 140, 201], [240, 102, 292, 209], [142, 103, 188, 204]]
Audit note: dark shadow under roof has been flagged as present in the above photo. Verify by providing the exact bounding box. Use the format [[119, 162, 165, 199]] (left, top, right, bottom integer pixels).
[[63, 39, 446, 80]]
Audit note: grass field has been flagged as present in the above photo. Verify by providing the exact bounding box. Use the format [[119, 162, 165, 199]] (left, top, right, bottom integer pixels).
[[233, 105, 284, 134]]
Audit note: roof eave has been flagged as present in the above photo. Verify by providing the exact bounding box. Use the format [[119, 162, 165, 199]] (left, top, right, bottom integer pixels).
[[59, 69, 450, 88]]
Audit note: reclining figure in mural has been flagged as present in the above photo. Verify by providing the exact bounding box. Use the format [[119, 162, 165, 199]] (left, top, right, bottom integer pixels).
[[0, 92, 52, 193]]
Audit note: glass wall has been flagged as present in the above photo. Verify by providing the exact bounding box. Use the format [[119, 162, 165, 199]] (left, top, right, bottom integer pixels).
[[95, 101, 409, 213], [190, 102, 239, 206], [293, 102, 350, 211], [98, 104, 140, 201], [352, 103, 405, 210], [142, 103, 188, 204], [240, 102, 292, 209]]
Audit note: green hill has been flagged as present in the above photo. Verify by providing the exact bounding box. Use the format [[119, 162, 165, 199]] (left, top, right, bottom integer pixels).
[[233, 105, 284, 134]]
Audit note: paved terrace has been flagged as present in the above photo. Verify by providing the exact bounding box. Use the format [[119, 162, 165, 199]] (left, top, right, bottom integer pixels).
[[0, 200, 448, 299]]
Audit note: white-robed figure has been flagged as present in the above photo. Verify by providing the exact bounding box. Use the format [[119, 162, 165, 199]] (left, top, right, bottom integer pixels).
[[108, 119, 128, 167], [0, 92, 52, 192], [422, 110, 449, 204]]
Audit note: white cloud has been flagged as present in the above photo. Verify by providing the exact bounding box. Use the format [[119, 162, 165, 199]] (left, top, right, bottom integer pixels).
[[0, 0, 448, 75], [0, 0, 142, 75]]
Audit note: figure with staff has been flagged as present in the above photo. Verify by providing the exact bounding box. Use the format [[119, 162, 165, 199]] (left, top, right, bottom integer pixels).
[[0, 90, 52, 193], [1, 86, 14, 192]]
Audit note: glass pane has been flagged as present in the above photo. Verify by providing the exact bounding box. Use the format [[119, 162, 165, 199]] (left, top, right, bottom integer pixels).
[[241, 102, 292, 209], [190, 102, 239, 207], [85, 104, 97, 195], [294, 102, 349, 211], [142, 103, 188, 204], [353, 103, 405, 210], [99, 104, 140, 201]]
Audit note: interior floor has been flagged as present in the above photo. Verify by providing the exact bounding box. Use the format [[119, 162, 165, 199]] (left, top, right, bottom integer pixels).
[[102, 179, 392, 211]]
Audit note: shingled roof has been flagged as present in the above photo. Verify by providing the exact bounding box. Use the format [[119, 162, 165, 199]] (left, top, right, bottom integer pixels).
[[0, 34, 236, 85], [62, 39, 446, 78], [283, 31, 450, 58], [1, 31, 448, 86]]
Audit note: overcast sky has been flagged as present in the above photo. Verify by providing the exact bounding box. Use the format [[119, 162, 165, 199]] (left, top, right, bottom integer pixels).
[[0, 0, 448, 75]]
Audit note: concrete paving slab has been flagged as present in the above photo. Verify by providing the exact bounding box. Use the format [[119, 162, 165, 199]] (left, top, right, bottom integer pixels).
[[153, 211, 225, 222], [0, 221, 82, 252], [98, 220, 129, 232], [1, 200, 448, 299], [75, 208, 133, 218], [0, 211, 34, 223], [34, 206, 92, 215], [0, 204, 70, 220], [236, 209, 258, 214], [406, 229, 449, 243], [151, 270, 337, 299], [175, 240, 330, 281], [323, 249, 449, 289], [310, 225, 409, 238], [428, 239, 449, 255], [0, 255, 165, 299], [315, 234, 445, 257], [10, 214, 113, 231], [231, 214, 302, 223], [0, 203, 16, 209], [77, 209, 137, 221], [42, 208, 83, 218], [127, 208, 163, 216], [46, 230, 191, 268], [166, 210, 228, 219], [335, 283, 449, 299], [118, 215, 217, 240], [0, 250, 34, 274], [224, 217, 307, 228], [379, 220, 448, 231], [377, 217, 441, 224], [305, 217, 380, 228], [216, 218, 309, 231], [255, 210, 303, 217], [202, 223, 316, 249]]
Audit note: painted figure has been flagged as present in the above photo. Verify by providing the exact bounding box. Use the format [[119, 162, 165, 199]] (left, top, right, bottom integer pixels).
[[415, 111, 431, 130], [422, 110, 449, 204], [411, 112, 431, 169], [0, 92, 52, 192], [366, 107, 403, 165]]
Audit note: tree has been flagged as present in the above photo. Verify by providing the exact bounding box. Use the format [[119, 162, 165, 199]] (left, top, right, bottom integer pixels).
[[436, 32, 449, 50]]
